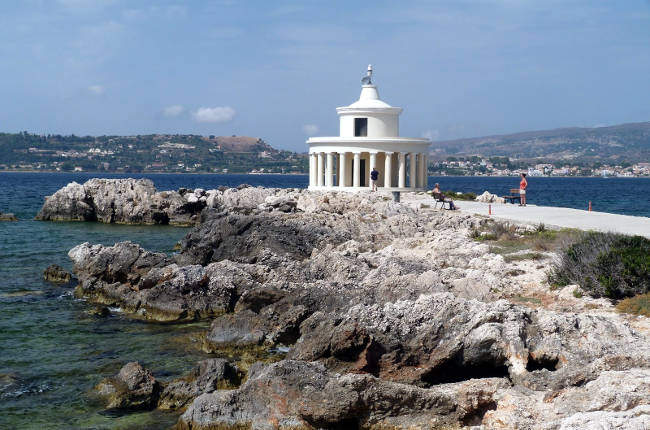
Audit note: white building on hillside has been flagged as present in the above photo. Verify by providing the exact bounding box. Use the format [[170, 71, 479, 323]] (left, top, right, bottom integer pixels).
[[307, 65, 431, 191]]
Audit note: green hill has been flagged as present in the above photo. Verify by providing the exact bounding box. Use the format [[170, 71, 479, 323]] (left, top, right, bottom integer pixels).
[[0, 133, 307, 174], [432, 121, 650, 163]]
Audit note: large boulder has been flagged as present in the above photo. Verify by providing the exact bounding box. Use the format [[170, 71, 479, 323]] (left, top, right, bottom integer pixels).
[[176, 211, 352, 266], [36, 178, 205, 225], [176, 360, 509, 430], [288, 293, 650, 389], [475, 190, 505, 204], [158, 359, 241, 410], [36, 181, 95, 221], [95, 362, 160, 410], [69, 242, 253, 321]]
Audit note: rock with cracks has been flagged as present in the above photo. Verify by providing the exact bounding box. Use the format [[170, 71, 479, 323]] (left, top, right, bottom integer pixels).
[[94, 362, 160, 410]]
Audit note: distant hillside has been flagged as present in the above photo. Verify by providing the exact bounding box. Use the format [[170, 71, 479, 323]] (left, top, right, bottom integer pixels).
[[0, 133, 307, 174], [432, 121, 650, 162]]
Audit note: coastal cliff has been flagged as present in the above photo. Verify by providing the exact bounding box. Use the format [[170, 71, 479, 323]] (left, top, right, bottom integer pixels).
[[56, 181, 650, 429]]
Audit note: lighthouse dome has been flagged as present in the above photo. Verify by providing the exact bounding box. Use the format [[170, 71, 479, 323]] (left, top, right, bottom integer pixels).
[[346, 85, 393, 109]]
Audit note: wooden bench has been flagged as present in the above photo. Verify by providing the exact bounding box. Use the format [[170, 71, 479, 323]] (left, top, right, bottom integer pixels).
[[502, 188, 521, 204]]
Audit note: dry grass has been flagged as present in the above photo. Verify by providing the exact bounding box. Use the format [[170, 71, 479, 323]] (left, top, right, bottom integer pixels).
[[616, 293, 650, 317], [503, 252, 545, 263], [470, 221, 579, 262], [511, 295, 542, 305]]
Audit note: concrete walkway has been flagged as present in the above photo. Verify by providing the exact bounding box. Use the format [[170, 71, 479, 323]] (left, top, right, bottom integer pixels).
[[432, 200, 650, 238]]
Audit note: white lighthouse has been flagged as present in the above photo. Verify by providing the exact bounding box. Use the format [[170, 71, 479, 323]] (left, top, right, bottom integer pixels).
[[307, 65, 430, 191]]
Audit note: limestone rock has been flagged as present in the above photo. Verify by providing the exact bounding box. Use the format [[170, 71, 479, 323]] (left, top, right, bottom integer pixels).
[[62, 189, 650, 427], [476, 190, 506, 204], [176, 360, 509, 430], [36, 178, 205, 225], [69, 242, 248, 321], [95, 362, 160, 410], [0, 211, 17, 221], [175, 211, 351, 266], [158, 359, 240, 410], [43, 264, 72, 283]]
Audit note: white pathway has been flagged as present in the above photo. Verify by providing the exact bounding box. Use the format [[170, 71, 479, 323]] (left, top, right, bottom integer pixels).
[[430, 200, 650, 238]]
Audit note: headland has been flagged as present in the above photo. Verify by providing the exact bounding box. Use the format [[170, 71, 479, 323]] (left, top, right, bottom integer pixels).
[[33, 179, 650, 429]]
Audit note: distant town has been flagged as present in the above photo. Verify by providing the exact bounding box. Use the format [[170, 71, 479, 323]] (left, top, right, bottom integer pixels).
[[430, 156, 650, 177], [2, 131, 650, 177], [0, 132, 308, 174]]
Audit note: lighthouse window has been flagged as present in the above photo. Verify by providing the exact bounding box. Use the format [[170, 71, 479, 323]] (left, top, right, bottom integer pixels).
[[354, 118, 368, 137]]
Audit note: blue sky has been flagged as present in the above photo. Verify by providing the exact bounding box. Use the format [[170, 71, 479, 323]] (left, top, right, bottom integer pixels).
[[1, 0, 649, 151]]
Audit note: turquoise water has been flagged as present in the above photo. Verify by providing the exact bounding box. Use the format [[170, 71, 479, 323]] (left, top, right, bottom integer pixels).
[[1, 172, 650, 429]]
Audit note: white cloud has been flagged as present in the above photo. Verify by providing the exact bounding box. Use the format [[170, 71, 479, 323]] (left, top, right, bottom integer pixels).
[[87, 85, 105, 95], [302, 124, 319, 135], [163, 105, 185, 117], [192, 106, 235, 123], [422, 129, 440, 141]]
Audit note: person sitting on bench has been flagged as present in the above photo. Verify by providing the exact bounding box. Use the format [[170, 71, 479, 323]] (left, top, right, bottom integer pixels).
[[432, 183, 457, 210]]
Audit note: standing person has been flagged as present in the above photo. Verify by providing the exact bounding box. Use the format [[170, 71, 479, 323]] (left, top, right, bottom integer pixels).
[[519, 173, 528, 206], [370, 167, 379, 192]]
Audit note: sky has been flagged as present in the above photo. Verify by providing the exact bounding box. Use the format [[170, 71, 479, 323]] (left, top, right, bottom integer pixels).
[[1, 0, 649, 152]]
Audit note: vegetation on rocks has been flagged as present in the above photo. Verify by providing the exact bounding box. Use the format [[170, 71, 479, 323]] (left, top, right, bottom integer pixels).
[[48, 182, 650, 429], [549, 232, 650, 299], [616, 293, 650, 317]]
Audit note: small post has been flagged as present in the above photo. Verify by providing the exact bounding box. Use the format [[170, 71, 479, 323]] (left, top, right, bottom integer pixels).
[[489, 204, 492, 215], [392, 191, 400, 203], [588, 201, 592, 212]]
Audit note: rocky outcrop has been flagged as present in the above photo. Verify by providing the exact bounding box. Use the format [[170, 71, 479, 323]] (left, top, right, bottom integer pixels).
[[0, 211, 17, 221], [95, 362, 160, 410], [288, 293, 650, 388], [176, 211, 352, 266], [176, 360, 510, 430], [69, 241, 252, 321], [71, 189, 650, 428], [476, 190, 506, 203], [36, 179, 205, 225], [158, 359, 241, 410], [43, 264, 72, 283]]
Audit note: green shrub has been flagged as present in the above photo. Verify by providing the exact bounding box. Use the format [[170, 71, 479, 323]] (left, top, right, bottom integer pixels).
[[442, 190, 477, 201], [548, 232, 650, 299]]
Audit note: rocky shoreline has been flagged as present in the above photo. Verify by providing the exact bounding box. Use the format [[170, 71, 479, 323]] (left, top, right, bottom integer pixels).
[[42, 179, 650, 429]]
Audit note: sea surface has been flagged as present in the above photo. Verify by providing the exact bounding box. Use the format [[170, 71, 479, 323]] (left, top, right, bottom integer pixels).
[[1, 172, 649, 429]]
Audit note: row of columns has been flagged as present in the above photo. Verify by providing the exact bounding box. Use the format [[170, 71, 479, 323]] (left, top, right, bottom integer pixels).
[[309, 151, 428, 189]]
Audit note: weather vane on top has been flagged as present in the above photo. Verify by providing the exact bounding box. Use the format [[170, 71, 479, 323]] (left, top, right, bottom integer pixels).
[[361, 64, 373, 85]]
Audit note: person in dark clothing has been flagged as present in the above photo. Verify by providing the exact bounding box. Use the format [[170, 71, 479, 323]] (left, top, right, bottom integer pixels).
[[370, 168, 379, 191]]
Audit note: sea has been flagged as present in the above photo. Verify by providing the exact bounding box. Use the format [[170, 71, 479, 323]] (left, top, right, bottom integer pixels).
[[1, 172, 649, 429]]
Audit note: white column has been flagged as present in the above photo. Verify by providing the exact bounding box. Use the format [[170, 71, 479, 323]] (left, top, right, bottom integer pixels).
[[418, 153, 425, 188], [409, 152, 417, 189], [398, 152, 406, 188], [326, 152, 334, 187], [353, 152, 361, 188], [309, 153, 316, 187], [419, 153, 426, 188], [339, 152, 347, 187], [422, 154, 428, 189], [317, 152, 324, 187], [384, 152, 393, 188], [369, 152, 377, 188]]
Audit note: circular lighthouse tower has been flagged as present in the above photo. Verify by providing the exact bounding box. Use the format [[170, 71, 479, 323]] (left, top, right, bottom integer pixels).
[[307, 65, 430, 191]]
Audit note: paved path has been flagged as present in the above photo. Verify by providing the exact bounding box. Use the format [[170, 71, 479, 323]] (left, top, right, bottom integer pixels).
[[428, 200, 650, 238]]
